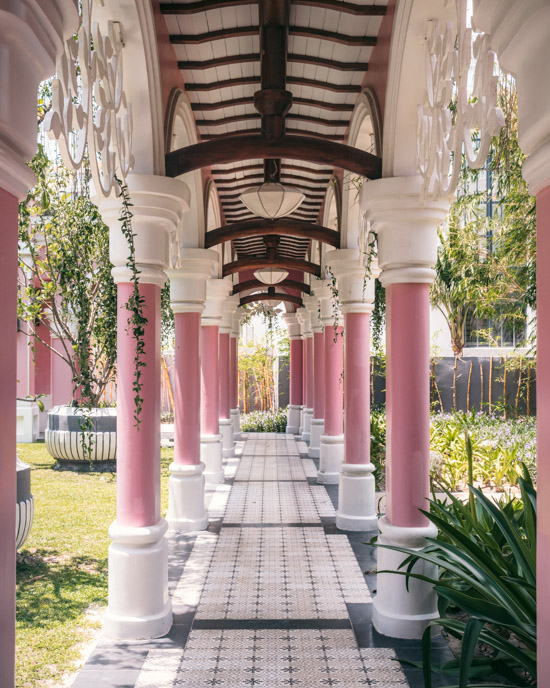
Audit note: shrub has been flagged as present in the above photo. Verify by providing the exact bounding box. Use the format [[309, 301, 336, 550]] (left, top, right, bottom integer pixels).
[[241, 408, 287, 433]]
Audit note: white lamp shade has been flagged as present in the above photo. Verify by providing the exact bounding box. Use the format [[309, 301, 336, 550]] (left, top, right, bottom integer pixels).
[[254, 268, 289, 285], [240, 182, 305, 219]]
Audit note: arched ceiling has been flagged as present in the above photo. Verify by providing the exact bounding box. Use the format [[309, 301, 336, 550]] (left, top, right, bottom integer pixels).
[[161, 0, 386, 284]]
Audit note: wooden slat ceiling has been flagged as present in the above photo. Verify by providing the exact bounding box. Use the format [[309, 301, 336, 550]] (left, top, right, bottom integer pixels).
[[162, 0, 387, 262]]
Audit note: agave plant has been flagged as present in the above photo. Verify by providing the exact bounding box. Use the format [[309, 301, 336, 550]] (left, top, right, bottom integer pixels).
[[376, 444, 536, 686]]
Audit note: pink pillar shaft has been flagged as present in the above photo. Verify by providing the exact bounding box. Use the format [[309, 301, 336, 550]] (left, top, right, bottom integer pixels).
[[201, 325, 220, 434], [537, 185, 550, 680], [344, 312, 370, 464], [302, 337, 307, 405], [219, 332, 230, 419], [230, 336, 238, 409], [0, 189, 17, 685], [305, 337, 313, 408], [289, 338, 303, 406], [386, 283, 430, 528], [116, 282, 161, 528], [33, 320, 51, 394], [51, 337, 75, 406], [313, 331, 325, 418], [174, 312, 201, 465], [323, 326, 344, 436]]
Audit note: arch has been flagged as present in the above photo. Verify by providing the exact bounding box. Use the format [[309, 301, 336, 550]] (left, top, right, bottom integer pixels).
[[239, 293, 303, 308], [165, 89, 204, 250], [233, 279, 311, 296], [382, 0, 454, 177], [205, 219, 340, 249], [96, 0, 164, 176], [223, 257, 321, 278], [341, 88, 383, 248]]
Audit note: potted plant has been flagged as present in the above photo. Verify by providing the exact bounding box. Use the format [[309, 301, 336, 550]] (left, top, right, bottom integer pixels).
[[18, 148, 118, 469]]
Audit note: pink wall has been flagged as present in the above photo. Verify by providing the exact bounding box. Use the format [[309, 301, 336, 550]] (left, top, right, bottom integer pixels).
[[537, 185, 550, 680], [51, 338, 75, 407], [0, 188, 18, 685], [33, 321, 51, 394], [386, 283, 430, 528], [201, 325, 220, 435], [174, 312, 201, 465], [116, 283, 161, 528], [16, 330, 29, 399]]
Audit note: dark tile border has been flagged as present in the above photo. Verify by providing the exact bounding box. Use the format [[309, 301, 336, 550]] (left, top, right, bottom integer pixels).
[[192, 618, 352, 630]]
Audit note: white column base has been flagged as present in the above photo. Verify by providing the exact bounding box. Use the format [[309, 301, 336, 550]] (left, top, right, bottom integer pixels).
[[219, 418, 235, 457], [104, 519, 172, 639], [308, 418, 324, 458], [298, 405, 305, 436], [38, 394, 52, 434], [286, 404, 302, 435], [200, 434, 224, 484], [16, 401, 40, 443], [230, 408, 241, 441], [336, 463, 377, 531], [302, 408, 313, 443], [373, 517, 439, 639], [318, 434, 344, 483], [166, 462, 208, 533]]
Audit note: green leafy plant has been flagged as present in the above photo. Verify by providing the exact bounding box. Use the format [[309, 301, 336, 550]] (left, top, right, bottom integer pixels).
[[241, 408, 288, 433], [377, 458, 537, 686]]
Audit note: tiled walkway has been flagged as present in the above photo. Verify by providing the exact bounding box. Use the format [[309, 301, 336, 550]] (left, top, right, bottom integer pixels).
[[73, 433, 449, 687]]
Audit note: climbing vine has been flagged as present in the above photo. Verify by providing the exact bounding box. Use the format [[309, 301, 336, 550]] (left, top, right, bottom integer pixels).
[[115, 175, 148, 429]]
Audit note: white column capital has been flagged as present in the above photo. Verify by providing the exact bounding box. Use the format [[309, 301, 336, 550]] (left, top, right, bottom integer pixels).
[[312, 278, 343, 328], [326, 248, 379, 315], [231, 309, 244, 338], [202, 277, 232, 326], [0, 0, 79, 199], [473, 0, 550, 194], [167, 248, 218, 314], [98, 174, 190, 286], [220, 295, 240, 334], [303, 294, 323, 333], [360, 175, 451, 287], [282, 312, 302, 340], [296, 307, 313, 338]]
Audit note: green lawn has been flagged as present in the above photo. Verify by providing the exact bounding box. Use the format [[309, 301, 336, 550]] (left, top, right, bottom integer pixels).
[[16, 443, 173, 688]]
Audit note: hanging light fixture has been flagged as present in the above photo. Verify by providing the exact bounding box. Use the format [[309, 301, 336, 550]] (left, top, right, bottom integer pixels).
[[240, 182, 305, 219], [254, 268, 289, 285]]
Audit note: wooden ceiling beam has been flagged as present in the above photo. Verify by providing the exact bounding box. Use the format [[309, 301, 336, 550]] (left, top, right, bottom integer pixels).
[[288, 26, 377, 46], [187, 76, 359, 94], [170, 27, 258, 44], [205, 218, 339, 248], [196, 113, 348, 128], [162, 0, 386, 16], [166, 134, 382, 178], [186, 77, 259, 92], [179, 53, 367, 72], [191, 97, 354, 112], [203, 129, 345, 142], [233, 278, 311, 295], [178, 54, 259, 70], [240, 292, 303, 307], [223, 256, 320, 277], [288, 53, 368, 71]]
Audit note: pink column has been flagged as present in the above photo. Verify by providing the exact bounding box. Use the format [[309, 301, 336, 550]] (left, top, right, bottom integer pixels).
[[343, 312, 370, 464], [174, 312, 201, 465], [201, 325, 220, 435], [323, 326, 344, 436], [116, 282, 161, 528], [312, 331, 325, 419], [537, 185, 550, 678], [0, 189, 18, 685], [302, 337, 308, 406], [386, 283, 431, 528], [219, 332, 230, 420], [289, 338, 303, 406], [230, 335, 238, 411], [305, 336, 313, 409]]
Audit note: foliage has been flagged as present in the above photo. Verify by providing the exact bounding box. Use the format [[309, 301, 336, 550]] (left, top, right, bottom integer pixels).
[[239, 342, 280, 413], [15, 442, 174, 687], [116, 176, 148, 428], [371, 278, 386, 351], [432, 76, 536, 362], [240, 408, 288, 433], [368, 409, 536, 492], [161, 280, 175, 350], [18, 147, 117, 408], [379, 463, 536, 687]]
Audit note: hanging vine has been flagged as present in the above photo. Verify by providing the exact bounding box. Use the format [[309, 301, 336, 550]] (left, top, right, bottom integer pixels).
[[115, 175, 148, 429], [325, 266, 343, 342]]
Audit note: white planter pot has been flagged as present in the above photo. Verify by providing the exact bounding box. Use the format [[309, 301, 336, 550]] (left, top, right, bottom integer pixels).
[[45, 405, 117, 471], [16, 456, 34, 550]]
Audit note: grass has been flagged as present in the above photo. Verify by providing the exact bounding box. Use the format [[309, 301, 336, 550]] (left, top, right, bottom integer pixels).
[[16, 443, 173, 688]]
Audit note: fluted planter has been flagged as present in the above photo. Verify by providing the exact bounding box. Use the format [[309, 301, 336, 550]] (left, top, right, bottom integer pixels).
[[45, 406, 117, 471], [16, 457, 34, 550]]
